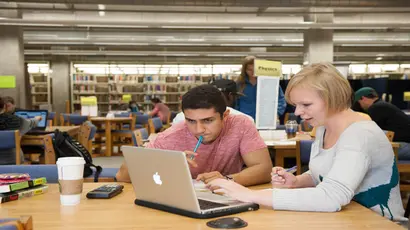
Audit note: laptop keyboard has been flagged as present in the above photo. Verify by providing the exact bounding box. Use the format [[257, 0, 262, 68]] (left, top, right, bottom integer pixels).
[[198, 199, 229, 210]]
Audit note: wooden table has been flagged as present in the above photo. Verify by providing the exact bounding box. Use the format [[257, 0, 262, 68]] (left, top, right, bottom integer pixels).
[[264, 133, 312, 167], [21, 126, 80, 164], [90, 117, 132, 157], [1, 183, 403, 230]]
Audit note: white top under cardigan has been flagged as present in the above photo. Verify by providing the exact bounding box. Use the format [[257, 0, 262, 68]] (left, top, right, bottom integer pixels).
[[271, 121, 407, 221]]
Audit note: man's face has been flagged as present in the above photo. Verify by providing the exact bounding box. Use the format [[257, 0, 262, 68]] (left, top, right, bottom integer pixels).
[[5, 102, 15, 113], [183, 108, 229, 144], [358, 97, 373, 110]]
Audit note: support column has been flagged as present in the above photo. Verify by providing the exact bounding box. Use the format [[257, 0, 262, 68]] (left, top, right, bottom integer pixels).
[[303, 8, 334, 64], [51, 58, 71, 114], [0, 3, 26, 108]]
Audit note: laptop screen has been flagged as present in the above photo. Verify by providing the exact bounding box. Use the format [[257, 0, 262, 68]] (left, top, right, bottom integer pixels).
[[15, 110, 48, 129]]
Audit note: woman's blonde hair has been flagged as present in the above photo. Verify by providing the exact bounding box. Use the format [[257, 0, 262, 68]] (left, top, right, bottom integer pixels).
[[285, 62, 353, 114], [237, 56, 256, 93]]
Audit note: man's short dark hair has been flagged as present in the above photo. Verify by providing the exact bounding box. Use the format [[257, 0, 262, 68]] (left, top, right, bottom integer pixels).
[[182, 85, 226, 117], [2, 96, 14, 105]]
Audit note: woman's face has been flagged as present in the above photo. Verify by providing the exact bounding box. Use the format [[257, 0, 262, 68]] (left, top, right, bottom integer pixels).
[[290, 86, 327, 127], [246, 64, 255, 78]]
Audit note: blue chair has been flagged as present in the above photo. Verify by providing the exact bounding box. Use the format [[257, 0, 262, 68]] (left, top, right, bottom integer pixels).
[[47, 112, 57, 126], [139, 128, 149, 140], [133, 114, 149, 129], [0, 165, 119, 183], [60, 113, 89, 126], [148, 117, 164, 134], [295, 140, 314, 175], [0, 130, 21, 165]]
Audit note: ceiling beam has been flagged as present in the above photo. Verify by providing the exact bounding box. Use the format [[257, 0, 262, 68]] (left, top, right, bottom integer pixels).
[[2, 18, 410, 30]]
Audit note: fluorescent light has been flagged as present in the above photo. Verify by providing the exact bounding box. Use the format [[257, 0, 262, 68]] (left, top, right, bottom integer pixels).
[[157, 43, 212, 46], [99, 11, 105, 17], [376, 57, 383, 60], [220, 44, 273, 47], [98, 4, 105, 10], [160, 26, 231, 29]]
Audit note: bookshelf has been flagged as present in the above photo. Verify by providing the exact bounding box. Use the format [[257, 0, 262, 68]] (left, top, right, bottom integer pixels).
[[27, 63, 52, 110], [70, 64, 241, 115]]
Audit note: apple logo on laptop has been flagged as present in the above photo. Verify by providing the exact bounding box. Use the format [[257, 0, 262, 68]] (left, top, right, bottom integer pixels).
[[153, 172, 162, 185]]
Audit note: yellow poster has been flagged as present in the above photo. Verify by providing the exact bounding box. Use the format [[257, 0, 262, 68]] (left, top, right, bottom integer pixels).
[[0, 76, 16, 88], [80, 96, 98, 106], [254, 60, 282, 77], [122, 94, 132, 103]]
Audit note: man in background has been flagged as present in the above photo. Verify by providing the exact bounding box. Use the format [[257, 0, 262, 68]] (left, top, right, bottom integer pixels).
[[1, 96, 20, 114], [355, 87, 410, 160]]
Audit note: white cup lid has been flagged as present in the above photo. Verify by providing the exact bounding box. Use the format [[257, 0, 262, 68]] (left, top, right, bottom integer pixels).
[[57, 157, 85, 166]]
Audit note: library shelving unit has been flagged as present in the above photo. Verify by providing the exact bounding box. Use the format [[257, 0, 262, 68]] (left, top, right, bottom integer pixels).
[[348, 64, 410, 80], [27, 63, 52, 110], [70, 64, 241, 115]]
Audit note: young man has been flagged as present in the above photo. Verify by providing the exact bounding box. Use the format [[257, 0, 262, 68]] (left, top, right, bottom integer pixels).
[[172, 79, 254, 124], [116, 85, 272, 186], [355, 87, 410, 160], [2, 96, 19, 114], [0, 96, 42, 164]]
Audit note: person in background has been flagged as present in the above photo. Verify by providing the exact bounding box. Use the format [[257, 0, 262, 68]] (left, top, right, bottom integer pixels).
[[206, 63, 406, 222], [149, 98, 170, 123], [173, 79, 254, 124], [2, 96, 21, 114], [129, 100, 139, 113], [0, 96, 42, 165], [116, 85, 272, 186], [354, 87, 410, 160], [236, 56, 286, 120]]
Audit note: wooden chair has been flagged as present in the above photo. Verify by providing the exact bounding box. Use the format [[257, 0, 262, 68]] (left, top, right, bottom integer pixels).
[[47, 112, 57, 126], [60, 114, 89, 126], [78, 121, 97, 153], [295, 140, 314, 175], [0, 130, 21, 165], [148, 117, 165, 134], [384, 130, 395, 142], [132, 129, 144, 147]]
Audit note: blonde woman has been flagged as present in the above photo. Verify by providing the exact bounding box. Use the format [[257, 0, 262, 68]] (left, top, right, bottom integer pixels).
[[208, 62, 406, 221]]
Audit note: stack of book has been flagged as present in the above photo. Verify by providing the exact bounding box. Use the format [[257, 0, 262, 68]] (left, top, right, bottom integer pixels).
[[0, 173, 48, 203]]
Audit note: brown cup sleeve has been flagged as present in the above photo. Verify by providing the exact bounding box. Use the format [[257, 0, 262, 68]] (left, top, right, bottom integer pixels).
[[58, 179, 84, 195]]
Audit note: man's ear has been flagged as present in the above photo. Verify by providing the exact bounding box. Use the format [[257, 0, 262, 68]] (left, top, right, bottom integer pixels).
[[223, 109, 230, 119]]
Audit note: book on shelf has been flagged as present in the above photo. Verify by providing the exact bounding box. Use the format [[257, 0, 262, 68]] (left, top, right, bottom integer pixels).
[[0, 177, 47, 193], [0, 185, 49, 203]]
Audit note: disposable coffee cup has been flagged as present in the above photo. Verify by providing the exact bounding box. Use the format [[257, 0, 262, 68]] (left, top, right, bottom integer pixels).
[[57, 157, 85, 206]]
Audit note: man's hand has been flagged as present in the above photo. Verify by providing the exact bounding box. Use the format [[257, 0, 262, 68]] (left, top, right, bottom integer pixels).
[[34, 116, 42, 121], [184, 150, 198, 168], [196, 171, 225, 184]]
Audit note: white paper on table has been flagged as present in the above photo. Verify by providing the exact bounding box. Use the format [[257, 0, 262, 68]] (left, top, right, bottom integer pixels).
[[192, 180, 240, 204], [82, 105, 98, 116], [264, 140, 296, 146]]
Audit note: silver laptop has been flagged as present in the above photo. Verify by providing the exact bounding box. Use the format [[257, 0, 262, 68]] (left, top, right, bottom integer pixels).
[[122, 146, 259, 219]]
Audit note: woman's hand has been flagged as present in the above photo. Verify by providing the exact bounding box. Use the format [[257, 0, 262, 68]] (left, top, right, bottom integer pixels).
[[207, 179, 255, 203], [271, 167, 298, 188]]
